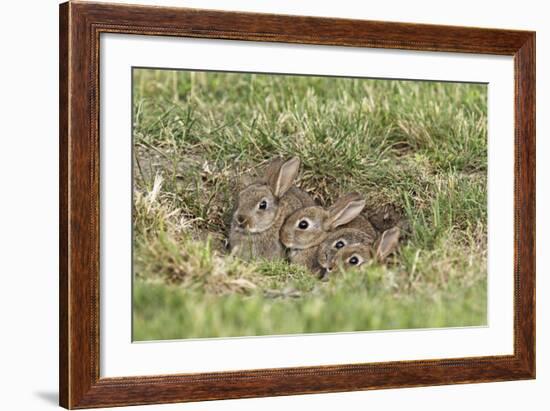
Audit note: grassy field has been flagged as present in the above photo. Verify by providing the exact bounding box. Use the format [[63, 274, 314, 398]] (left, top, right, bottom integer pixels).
[[132, 68, 488, 341]]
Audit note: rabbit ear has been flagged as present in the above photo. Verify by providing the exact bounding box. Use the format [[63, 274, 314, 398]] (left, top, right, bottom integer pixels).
[[375, 226, 400, 261], [325, 198, 366, 230], [268, 156, 300, 197], [328, 192, 363, 213]]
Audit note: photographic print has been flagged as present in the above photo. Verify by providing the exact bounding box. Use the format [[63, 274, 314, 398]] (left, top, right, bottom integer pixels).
[[60, 5, 535, 406], [132, 68, 488, 341]]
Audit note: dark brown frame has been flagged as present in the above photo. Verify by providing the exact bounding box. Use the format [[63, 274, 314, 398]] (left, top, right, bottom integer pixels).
[[59, 1, 536, 409]]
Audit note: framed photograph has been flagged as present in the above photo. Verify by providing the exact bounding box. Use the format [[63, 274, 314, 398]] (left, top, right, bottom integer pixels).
[[59, 1, 535, 409]]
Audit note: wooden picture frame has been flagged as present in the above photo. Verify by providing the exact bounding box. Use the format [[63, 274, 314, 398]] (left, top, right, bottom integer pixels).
[[59, 1, 535, 408]]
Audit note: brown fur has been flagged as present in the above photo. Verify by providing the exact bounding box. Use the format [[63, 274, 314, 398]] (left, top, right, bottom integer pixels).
[[320, 226, 401, 279], [280, 193, 375, 272], [287, 246, 321, 274], [229, 157, 314, 261], [317, 228, 376, 271]]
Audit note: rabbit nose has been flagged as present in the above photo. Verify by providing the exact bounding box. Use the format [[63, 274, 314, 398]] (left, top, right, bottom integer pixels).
[[236, 214, 248, 226]]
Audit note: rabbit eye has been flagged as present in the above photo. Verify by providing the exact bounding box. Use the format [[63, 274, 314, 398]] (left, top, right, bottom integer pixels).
[[334, 240, 346, 249], [258, 200, 267, 210], [298, 220, 309, 230], [349, 256, 360, 265]]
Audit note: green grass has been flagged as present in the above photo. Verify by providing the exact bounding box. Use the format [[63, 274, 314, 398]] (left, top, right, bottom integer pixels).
[[132, 68, 488, 341]]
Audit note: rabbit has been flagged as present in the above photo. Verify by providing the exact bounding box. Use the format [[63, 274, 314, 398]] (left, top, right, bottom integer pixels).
[[229, 156, 315, 261], [316, 228, 376, 275], [318, 226, 401, 279], [280, 192, 377, 272]]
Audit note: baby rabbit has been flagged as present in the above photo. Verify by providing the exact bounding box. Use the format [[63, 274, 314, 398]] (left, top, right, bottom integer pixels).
[[229, 157, 314, 261], [280, 192, 377, 272], [319, 226, 401, 279], [316, 228, 376, 275]]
